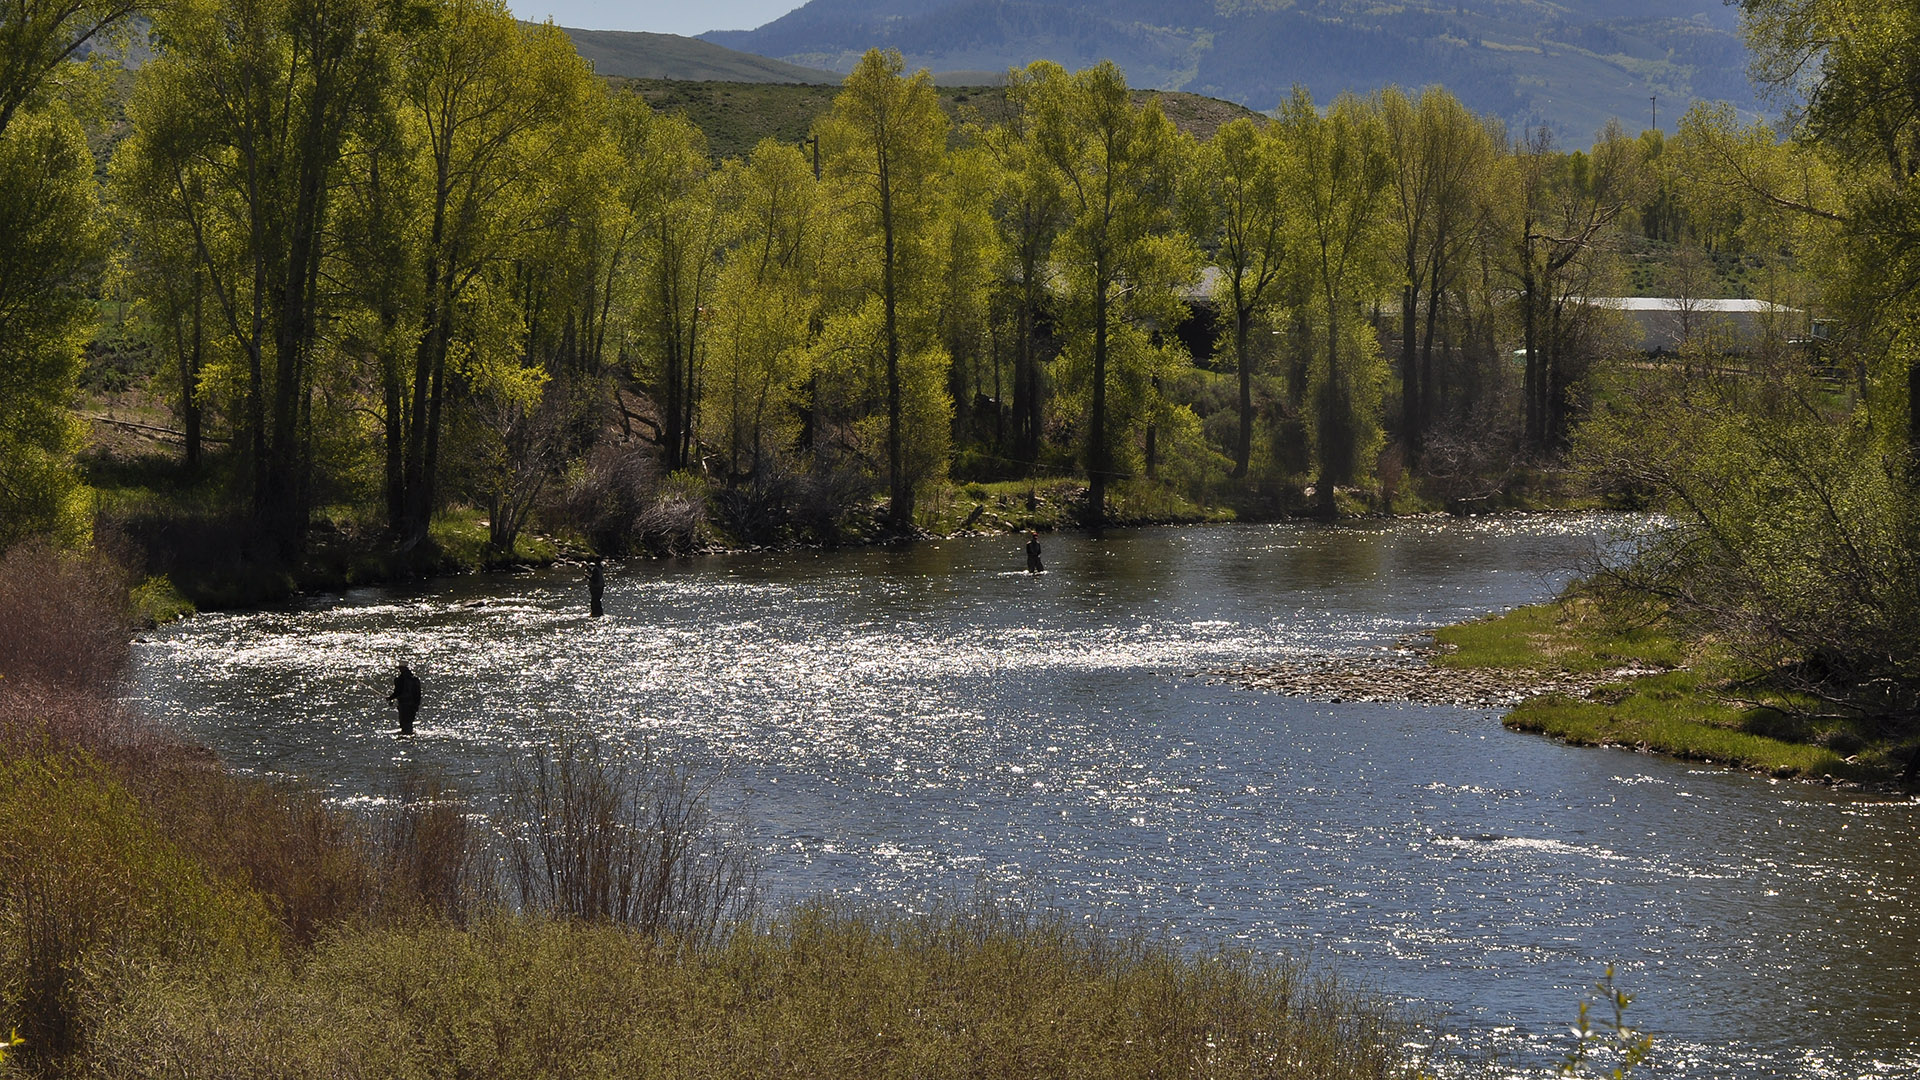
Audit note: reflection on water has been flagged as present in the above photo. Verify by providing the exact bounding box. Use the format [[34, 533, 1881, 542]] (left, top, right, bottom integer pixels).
[[133, 515, 1918, 1078]]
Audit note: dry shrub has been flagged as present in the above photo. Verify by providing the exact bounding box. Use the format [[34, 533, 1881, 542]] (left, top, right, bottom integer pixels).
[[0, 539, 128, 695], [371, 774, 489, 923], [0, 541, 388, 950], [114, 761, 376, 948], [551, 442, 659, 554], [632, 478, 709, 556], [497, 735, 756, 948], [790, 464, 874, 543], [710, 469, 795, 546]]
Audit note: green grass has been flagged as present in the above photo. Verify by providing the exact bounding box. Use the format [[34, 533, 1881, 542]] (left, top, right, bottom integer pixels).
[[1437, 601, 1887, 782], [1434, 599, 1685, 674], [914, 476, 1236, 537]]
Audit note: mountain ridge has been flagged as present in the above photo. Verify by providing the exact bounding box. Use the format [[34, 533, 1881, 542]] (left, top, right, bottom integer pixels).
[[554, 26, 839, 84], [701, 0, 1763, 140]]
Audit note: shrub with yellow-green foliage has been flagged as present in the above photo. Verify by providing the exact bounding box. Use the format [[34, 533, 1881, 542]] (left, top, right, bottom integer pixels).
[[0, 753, 278, 1072], [86, 903, 1417, 1080]]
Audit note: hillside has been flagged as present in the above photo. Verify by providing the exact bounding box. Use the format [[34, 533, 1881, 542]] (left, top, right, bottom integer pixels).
[[702, 0, 1764, 141], [556, 27, 838, 83], [609, 78, 1259, 161]]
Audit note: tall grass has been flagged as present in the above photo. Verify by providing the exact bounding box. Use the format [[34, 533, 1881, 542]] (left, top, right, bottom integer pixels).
[[0, 541, 487, 1072], [86, 903, 1421, 1080]]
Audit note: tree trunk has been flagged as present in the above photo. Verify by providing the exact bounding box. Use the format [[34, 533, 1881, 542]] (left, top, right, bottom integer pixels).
[[1400, 280, 1419, 458], [882, 152, 909, 529], [1088, 276, 1109, 530], [1232, 299, 1253, 479]]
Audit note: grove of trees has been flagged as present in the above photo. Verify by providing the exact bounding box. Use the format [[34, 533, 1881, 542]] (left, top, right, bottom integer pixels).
[[8, 0, 1920, 735]]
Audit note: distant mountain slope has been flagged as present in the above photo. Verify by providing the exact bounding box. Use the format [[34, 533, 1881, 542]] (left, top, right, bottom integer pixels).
[[555, 27, 838, 83], [702, 0, 1763, 140], [610, 78, 1258, 161]]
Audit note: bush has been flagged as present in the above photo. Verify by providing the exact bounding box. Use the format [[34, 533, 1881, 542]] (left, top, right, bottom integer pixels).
[[496, 735, 757, 947], [550, 442, 661, 555], [710, 468, 795, 547], [0, 753, 276, 1072], [1575, 367, 1920, 729], [370, 774, 489, 924], [0, 540, 128, 695]]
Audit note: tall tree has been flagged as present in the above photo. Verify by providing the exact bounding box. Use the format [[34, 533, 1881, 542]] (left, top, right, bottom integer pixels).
[[119, 0, 388, 550], [390, 0, 598, 545], [1738, 0, 1920, 461], [1381, 86, 1497, 460], [1202, 115, 1291, 478], [703, 139, 823, 481], [976, 69, 1066, 470], [1508, 122, 1643, 453], [0, 0, 139, 139], [1277, 89, 1391, 515], [1025, 60, 1196, 528], [0, 102, 100, 547], [626, 103, 718, 473], [816, 48, 950, 528]]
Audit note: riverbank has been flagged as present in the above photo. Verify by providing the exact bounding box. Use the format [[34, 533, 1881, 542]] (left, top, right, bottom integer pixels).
[[1223, 597, 1905, 788], [0, 540, 1424, 1079], [83, 424, 1242, 618]]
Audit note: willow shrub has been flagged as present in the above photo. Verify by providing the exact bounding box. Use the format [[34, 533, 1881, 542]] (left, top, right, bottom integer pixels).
[[1576, 365, 1920, 724], [0, 753, 277, 1073], [86, 903, 1418, 1080]]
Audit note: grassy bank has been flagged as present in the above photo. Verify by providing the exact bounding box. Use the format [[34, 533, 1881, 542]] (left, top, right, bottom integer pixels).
[[1434, 599, 1896, 783], [0, 541, 1425, 1080]]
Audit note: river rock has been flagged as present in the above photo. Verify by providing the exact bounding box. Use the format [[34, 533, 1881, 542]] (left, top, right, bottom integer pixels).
[[1211, 656, 1641, 708]]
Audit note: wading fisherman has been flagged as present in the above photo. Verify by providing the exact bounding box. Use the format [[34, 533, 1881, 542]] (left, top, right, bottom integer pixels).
[[1025, 531, 1044, 574], [387, 662, 422, 736], [588, 558, 605, 618]]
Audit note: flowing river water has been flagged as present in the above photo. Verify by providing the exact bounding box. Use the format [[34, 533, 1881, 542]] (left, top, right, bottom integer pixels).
[[132, 515, 1918, 1077]]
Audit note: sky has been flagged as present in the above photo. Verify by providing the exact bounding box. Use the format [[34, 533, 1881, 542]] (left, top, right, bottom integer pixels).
[[507, 0, 802, 35]]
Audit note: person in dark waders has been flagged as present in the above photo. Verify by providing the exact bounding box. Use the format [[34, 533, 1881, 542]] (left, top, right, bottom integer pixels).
[[588, 558, 605, 618], [1025, 531, 1044, 574], [387, 662, 421, 736]]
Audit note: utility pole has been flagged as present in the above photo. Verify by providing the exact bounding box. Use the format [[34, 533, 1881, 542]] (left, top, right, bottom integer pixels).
[[1650, 95, 1658, 133]]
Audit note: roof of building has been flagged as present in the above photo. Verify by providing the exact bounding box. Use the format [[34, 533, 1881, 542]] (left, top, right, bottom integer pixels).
[[1587, 297, 1800, 314]]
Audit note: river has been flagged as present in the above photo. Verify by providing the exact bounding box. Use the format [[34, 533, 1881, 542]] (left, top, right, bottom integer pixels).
[[132, 515, 1919, 1077]]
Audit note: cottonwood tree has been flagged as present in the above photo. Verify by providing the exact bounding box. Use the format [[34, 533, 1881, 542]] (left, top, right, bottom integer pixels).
[[815, 48, 951, 528], [0, 0, 134, 545], [973, 71, 1066, 470], [1024, 60, 1197, 527], [1277, 89, 1391, 515], [1381, 86, 1498, 460], [1202, 115, 1292, 479], [1736, 0, 1920, 463], [702, 140, 825, 481], [1508, 121, 1644, 453], [390, 0, 599, 545], [625, 104, 718, 473], [118, 0, 388, 551], [0, 0, 139, 139], [0, 101, 100, 547]]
